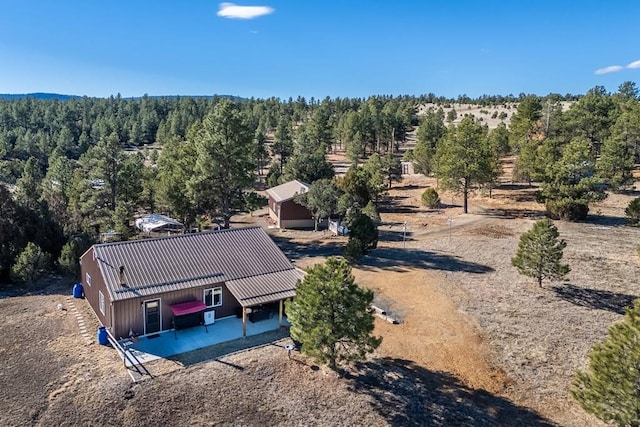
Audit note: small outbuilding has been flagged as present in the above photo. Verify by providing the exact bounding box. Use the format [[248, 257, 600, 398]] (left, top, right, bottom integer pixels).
[[135, 213, 183, 234], [80, 227, 304, 340], [265, 179, 315, 229]]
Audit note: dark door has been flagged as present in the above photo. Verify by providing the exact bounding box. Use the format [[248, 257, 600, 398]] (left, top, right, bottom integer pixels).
[[144, 299, 161, 334]]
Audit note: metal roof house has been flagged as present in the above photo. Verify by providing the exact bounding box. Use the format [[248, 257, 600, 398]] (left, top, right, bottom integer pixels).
[[80, 227, 304, 340], [265, 180, 315, 229]]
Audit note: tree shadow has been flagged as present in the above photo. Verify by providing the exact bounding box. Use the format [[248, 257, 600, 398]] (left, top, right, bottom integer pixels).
[[475, 207, 546, 220], [577, 214, 629, 227], [358, 247, 494, 274], [345, 358, 554, 426], [378, 205, 420, 214], [617, 188, 640, 197], [551, 283, 637, 315], [270, 235, 345, 260], [378, 229, 414, 243]]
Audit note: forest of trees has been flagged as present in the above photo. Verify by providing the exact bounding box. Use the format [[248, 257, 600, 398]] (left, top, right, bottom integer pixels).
[[0, 84, 638, 284]]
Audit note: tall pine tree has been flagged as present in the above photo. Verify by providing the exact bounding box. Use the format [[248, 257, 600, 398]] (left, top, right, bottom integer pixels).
[[572, 299, 640, 426], [287, 257, 381, 370]]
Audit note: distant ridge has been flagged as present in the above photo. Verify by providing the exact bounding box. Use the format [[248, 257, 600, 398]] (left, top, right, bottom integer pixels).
[[0, 93, 246, 101], [0, 93, 80, 100]]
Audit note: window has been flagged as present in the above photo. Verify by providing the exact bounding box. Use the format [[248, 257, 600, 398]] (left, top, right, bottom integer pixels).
[[204, 287, 222, 307], [99, 291, 105, 316], [86, 272, 91, 287]]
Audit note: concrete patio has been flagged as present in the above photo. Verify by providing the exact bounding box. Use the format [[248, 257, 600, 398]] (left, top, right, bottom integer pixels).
[[120, 315, 289, 367]]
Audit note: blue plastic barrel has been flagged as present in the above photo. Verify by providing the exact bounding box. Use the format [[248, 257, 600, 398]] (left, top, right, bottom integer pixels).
[[97, 326, 109, 345], [72, 283, 84, 298]]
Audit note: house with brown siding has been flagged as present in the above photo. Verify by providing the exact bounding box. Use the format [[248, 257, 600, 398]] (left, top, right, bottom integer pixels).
[[265, 180, 316, 229], [80, 227, 304, 340]]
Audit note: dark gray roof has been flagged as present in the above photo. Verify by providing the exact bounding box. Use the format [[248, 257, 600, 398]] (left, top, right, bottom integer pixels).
[[226, 269, 305, 307], [92, 227, 299, 302]]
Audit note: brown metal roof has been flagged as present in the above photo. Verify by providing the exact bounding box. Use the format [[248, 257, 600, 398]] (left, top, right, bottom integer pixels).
[[226, 268, 305, 307], [92, 227, 299, 302], [265, 180, 310, 203]]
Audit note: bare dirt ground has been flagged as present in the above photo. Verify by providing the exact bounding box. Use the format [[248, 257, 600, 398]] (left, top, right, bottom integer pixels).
[[2, 159, 639, 426]]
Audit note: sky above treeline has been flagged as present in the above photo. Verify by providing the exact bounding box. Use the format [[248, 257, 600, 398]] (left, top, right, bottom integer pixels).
[[1, 1, 639, 99]]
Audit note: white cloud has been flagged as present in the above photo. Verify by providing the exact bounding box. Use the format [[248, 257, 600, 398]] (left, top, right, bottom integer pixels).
[[595, 59, 640, 75], [595, 65, 624, 75], [217, 3, 274, 19], [627, 59, 640, 69]]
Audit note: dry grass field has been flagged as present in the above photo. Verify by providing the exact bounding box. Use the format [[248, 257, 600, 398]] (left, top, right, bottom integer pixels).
[[2, 158, 639, 426]]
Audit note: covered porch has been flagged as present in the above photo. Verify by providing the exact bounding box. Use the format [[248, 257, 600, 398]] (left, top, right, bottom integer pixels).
[[225, 269, 303, 338], [121, 314, 290, 366]]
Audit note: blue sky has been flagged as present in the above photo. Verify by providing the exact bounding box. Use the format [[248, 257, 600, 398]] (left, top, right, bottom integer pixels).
[[0, 1, 639, 99]]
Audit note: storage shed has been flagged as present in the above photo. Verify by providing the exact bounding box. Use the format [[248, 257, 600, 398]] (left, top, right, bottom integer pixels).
[[265, 179, 315, 229], [80, 227, 303, 339]]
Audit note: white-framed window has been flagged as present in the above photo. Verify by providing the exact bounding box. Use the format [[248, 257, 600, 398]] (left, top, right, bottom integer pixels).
[[86, 272, 92, 287], [98, 291, 105, 316], [204, 287, 222, 308]]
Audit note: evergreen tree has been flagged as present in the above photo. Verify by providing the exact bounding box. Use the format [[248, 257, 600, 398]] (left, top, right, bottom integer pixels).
[[188, 100, 256, 229], [295, 179, 340, 231], [10, 242, 51, 284], [157, 137, 198, 227], [540, 137, 606, 220], [597, 134, 635, 191], [345, 212, 378, 262], [413, 110, 446, 175], [571, 299, 640, 426], [421, 188, 440, 209], [511, 218, 570, 287], [380, 153, 402, 188], [435, 116, 496, 214], [625, 197, 640, 225], [286, 257, 381, 370]]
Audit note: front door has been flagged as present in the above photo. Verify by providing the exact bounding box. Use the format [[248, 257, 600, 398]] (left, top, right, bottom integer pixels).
[[144, 299, 161, 334]]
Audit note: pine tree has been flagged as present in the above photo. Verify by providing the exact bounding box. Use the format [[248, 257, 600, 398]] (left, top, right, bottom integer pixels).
[[10, 242, 50, 284], [571, 299, 640, 426], [286, 257, 381, 370], [511, 218, 570, 287]]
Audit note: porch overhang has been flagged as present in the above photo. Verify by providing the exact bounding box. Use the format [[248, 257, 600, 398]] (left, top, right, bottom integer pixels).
[[225, 269, 304, 308]]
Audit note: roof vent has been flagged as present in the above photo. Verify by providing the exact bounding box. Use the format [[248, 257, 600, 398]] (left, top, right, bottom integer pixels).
[[119, 265, 127, 287]]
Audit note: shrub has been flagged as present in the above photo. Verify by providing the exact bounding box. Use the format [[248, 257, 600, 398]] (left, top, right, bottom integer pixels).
[[11, 242, 51, 284], [344, 212, 378, 262], [625, 197, 640, 225], [421, 188, 441, 209], [545, 199, 589, 221]]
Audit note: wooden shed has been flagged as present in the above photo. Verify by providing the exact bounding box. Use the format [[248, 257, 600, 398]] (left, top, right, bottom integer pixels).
[[265, 180, 315, 229], [79, 227, 304, 340]]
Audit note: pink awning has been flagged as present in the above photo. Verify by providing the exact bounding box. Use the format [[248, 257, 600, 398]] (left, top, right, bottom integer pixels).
[[170, 300, 207, 316]]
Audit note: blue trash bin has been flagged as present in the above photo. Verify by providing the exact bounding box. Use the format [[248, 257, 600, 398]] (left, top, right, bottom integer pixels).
[[97, 326, 109, 345], [72, 283, 84, 298]]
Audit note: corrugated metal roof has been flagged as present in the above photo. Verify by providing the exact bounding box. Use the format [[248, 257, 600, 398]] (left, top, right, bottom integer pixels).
[[265, 180, 310, 203], [92, 227, 299, 302], [226, 269, 305, 307]]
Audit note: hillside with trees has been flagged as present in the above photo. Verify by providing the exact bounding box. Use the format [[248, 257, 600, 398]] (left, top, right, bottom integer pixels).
[[0, 85, 637, 286]]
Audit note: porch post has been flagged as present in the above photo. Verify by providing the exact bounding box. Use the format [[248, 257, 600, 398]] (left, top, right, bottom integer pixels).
[[242, 306, 247, 338], [279, 299, 283, 327]]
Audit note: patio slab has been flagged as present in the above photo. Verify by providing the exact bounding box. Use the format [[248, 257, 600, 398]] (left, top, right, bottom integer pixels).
[[120, 315, 289, 366]]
